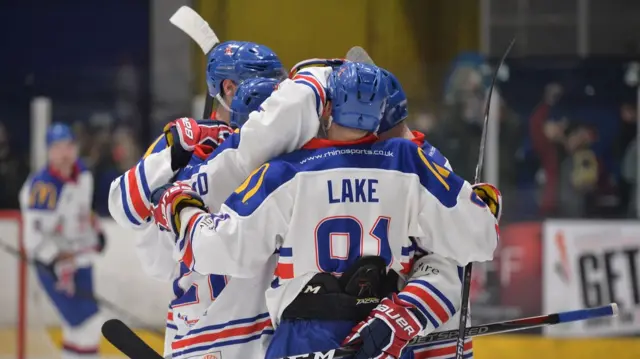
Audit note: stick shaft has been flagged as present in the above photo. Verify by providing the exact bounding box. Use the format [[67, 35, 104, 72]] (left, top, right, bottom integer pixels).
[[287, 304, 617, 359]]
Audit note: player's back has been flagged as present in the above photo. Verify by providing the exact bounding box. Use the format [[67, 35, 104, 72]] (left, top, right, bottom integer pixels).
[[250, 136, 480, 320]]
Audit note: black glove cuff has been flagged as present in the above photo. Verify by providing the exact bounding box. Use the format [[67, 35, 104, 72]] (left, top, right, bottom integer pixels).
[[170, 144, 192, 171]]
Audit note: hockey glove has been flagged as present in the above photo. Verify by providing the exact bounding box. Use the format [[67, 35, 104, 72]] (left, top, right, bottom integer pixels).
[[150, 182, 208, 236], [472, 182, 502, 222], [344, 293, 427, 359], [163, 117, 201, 171]]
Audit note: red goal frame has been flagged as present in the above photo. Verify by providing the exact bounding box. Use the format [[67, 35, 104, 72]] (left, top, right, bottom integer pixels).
[[0, 210, 25, 359]]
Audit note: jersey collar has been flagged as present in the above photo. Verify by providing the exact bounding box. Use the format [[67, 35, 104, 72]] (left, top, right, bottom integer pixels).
[[48, 162, 80, 183], [302, 134, 378, 150], [410, 130, 425, 147]]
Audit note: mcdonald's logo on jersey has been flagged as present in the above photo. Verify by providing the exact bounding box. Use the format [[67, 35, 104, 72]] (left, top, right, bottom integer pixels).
[[29, 181, 58, 209]]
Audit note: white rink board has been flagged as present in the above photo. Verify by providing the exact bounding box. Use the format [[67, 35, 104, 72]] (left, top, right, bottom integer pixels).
[[0, 218, 172, 329], [542, 219, 640, 337]]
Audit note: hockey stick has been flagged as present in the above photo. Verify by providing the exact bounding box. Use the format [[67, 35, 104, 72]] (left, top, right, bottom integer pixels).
[[278, 303, 618, 358], [0, 238, 165, 338], [102, 319, 164, 359], [455, 37, 516, 359], [169, 6, 220, 118]]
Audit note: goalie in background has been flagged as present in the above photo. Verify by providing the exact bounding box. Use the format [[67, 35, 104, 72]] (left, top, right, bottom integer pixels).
[[19, 123, 106, 359]]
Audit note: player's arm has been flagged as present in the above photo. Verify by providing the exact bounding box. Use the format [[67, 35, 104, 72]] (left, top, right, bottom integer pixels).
[[134, 225, 180, 282], [19, 176, 64, 264], [150, 163, 291, 278], [397, 251, 463, 334], [108, 135, 174, 228], [407, 142, 500, 266], [185, 68, 328, 212]]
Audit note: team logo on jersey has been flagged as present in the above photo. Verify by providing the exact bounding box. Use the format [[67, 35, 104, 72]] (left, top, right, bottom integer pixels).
[[202, 352, 222, 359], [176, 312, 200, 328]]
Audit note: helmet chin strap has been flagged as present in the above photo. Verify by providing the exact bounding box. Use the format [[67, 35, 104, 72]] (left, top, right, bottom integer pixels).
[[318, 116, 332, 139], [215, 93, 233, 112]]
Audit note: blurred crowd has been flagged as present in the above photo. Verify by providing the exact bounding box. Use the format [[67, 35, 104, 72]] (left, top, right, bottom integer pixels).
[[0, 53, 638, 220]]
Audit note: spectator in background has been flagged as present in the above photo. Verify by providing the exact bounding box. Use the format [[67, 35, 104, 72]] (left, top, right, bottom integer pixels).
[[616, 101, 637, 216], [431, 57, 488, 181], [558, 124, 600, 217], [0, 122, 29, 209], [622, 137, 637, 217], [529, 83, 564, 216]]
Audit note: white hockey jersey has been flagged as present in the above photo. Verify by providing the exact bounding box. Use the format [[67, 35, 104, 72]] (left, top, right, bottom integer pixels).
[[108, 77, 322, 358], [19, 161, 99, 266], [175, 135, 499, 330]]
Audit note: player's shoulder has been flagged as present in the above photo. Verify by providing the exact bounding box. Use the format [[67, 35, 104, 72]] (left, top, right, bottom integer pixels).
[[25, 168, 65, 210], [143, 134, 168, 159]]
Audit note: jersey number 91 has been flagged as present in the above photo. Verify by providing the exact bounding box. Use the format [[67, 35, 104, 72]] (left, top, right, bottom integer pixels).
[[314, 215, 393, 274]]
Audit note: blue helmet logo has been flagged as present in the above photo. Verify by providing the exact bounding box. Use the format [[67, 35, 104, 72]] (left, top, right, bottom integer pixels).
[[206, 41, 285, 98]]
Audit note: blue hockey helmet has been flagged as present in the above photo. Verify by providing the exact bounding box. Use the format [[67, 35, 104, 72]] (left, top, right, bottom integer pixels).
[[378, 69, 408, 133], [230, 77, 279, 128], [206, 41, 285, 99], [46, 123, 74, 147], [327, 62, 388, 132]]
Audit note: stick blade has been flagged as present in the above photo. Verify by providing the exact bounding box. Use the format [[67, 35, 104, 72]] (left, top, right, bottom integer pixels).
[[346, 46, 376, 65], [170, 6, 219, 54], [102, 319, 163, 359]]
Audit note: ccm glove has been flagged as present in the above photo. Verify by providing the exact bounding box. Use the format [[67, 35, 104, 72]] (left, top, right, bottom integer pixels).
[[344, 293, 427, 359], [472, 182, 502, 222], [149, 182, 208, 236]]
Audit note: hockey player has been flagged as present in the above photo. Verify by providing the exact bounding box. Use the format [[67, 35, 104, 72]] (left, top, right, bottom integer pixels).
[[109, 54, 327, 358], [148, 62, 501, 359], [205, 40, 285, 122], [19, 123, 106, 359], [378, 69, 483, 359], [108, 41, 285, 356]]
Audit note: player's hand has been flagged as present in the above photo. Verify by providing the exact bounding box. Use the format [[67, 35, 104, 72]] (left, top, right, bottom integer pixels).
[[291, 66, 333, 118], [163, 118, 233, 170], [164, 117, 201, 170], [149, 182, 208, 236], [343, 293, 427, 359], [472, 182, 502, 221]]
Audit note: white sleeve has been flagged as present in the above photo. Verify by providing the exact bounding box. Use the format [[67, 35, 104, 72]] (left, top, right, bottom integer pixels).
[[175, 181, 292, 278], [190, 78, 320, 212], [108, 147, 174, 228], [134, 225, 180, 282], [408, 147, 498, 266], [398, 252, 462, 333]]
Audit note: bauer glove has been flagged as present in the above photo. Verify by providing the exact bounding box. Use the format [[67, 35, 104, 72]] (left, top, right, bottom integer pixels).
[[343, 293, 427, 359], [163, 118, 233, 171], [149, 182, 208, 235], [472, 182, 502, 222]]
